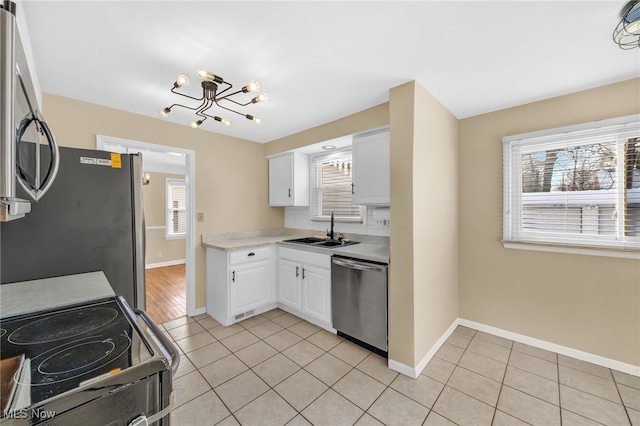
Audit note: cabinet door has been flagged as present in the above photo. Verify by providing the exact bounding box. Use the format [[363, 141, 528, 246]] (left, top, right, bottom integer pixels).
[[278, 259, 301, 309], [301, 264, 331, 323], [269, 154, 294, 206], [230, 261, 270, 315], [352, 130, 390, 205]]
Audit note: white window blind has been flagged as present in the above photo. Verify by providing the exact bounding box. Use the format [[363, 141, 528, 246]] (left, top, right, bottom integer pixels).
[[166, 179, 186, 238], [503, 115, 640, 252], [311, 151, 363, 222]]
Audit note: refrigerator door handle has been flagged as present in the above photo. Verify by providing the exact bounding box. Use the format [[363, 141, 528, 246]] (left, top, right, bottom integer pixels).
[[131, 153, 146, 310]]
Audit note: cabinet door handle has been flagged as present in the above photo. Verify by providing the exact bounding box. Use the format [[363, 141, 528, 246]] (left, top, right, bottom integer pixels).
[[351, 183, 355, 195], [295, 266, 299, 277], [302, 268, 306, 280], [232, 270, 236, 282], [288, 188, 292, 198], [248, 252, 255, 257]]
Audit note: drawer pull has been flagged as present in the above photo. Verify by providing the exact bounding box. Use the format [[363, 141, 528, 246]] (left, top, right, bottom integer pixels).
[[248, 252, 255, 257]]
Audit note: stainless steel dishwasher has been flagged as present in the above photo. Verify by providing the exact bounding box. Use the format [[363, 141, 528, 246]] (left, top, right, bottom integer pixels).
[[331, 255, 388, 355]]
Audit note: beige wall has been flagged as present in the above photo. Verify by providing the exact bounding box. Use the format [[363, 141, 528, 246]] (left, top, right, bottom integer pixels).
[[388, 82, 416, 366], [263, 103, 389, 156], [42, 93, 283, 309], [459, 78, 640, 365], [143, 172, 186, 266], [412, 82, 459, 363], [388, 81, 459, 367]]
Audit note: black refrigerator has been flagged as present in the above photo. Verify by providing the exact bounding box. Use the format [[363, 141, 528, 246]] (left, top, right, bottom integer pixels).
[[0, 146, 146, 310]]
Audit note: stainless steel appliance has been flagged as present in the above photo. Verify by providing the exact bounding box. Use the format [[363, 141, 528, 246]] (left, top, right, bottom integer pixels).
[[0, 1, 59, 222], [331, 255, 388, 355], [1, 147, 146, 310], [0, 295, 178, 425]]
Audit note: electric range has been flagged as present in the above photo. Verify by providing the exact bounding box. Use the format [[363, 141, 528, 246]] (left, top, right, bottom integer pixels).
[[0, 296, 178, 425]]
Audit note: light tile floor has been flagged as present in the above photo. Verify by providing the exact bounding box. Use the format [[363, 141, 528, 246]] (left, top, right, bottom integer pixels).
[[160, 309, 640, 426]]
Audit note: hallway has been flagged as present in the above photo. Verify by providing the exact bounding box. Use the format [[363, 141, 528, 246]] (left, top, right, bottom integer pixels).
[[145, 264, 186, 324]]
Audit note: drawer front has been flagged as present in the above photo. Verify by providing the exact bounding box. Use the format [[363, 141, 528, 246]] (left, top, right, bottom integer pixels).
[[229, 247, 271, 265]]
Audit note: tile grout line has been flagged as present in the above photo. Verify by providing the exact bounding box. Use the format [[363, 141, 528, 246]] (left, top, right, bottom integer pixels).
[[428, 328, 480, 425]]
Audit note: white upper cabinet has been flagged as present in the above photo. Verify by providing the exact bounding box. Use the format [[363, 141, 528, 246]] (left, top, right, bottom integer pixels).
[[268, 152, 309, 206], [352, 129, 390, 206]]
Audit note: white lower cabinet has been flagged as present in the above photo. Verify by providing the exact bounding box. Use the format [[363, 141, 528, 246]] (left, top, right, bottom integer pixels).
[[277, 247, 332, 329], [278, 258, 301, 309], [206, 246, 276, 326], [230, 261, 270, 316]]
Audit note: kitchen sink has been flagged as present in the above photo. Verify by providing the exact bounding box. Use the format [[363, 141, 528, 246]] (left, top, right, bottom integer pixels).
[[283, 237, 326, 244], [282, 237, 359, 249]]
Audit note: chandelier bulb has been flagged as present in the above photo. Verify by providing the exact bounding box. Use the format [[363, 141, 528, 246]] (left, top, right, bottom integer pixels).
[[175, 74, 190, 88], [191, 120, 203, 129], [195, 66, 211, 80], [160, 107, 171, 118], [214, 116, 232, 126], [252, 93, 268, 104], [245, 114, 262, 124], [242, 80, 261, 93]]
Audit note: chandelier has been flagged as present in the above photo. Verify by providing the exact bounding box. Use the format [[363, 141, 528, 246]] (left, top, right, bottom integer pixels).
[[160, 66, 267, 128], [613, 0, 640, 49]]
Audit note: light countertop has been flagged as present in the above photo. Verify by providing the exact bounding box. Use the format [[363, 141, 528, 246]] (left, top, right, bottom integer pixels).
[[0, 271, 115, 318], [203, 230, 389, 264]]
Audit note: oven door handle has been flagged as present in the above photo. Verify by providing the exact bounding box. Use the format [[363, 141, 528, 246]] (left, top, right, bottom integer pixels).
[[134, 308, 180, 375]]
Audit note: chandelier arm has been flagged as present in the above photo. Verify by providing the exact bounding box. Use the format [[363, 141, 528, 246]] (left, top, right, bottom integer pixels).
[[215, 81, 234, 97], [216, 89, 245, 103], [200, 111, 222, 120], [169, 100, 208, 112], [194, 111, 209, 121], [170, 86, 205, 102], [219, 97, 252, 107], [196, 99, 215, 115], [213, 100, 249, 117]]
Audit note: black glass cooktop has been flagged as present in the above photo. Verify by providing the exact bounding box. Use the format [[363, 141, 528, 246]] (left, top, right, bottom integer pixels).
[[0, 298, 154, 414]]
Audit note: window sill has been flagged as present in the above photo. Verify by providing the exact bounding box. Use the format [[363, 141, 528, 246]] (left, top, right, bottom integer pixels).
[[502, 241, 640, 260], [165, 234, 186, 241], [310, 218, 363, 224]]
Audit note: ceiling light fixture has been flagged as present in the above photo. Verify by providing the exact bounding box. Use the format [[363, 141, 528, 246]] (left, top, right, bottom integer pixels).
[[613, 0, 640, 49], [160, 66, 267, 128], [322, 145, 337, 150]]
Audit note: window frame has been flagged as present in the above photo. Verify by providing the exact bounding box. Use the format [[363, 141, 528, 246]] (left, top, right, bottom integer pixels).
[[165, 178, 187, 240], [309, 148, 365, 223], [502, 114, 640, 259]]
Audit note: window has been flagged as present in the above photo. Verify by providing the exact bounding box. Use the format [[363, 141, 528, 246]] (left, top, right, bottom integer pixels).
[[503, 115, 640, 253], [166, 179, 186, 239], [311, 150, 363, 222]]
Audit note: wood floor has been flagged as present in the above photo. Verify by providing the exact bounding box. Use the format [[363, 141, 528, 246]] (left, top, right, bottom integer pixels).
[[145, 264, 186, 325]]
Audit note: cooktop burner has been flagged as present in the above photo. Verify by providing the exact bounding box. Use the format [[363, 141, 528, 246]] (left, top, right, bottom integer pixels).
[[0, 298, 153, 413], [8, 307, 119, 345]]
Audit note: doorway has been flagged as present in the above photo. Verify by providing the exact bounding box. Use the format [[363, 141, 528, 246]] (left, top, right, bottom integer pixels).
[[96, 135, 197, 322]]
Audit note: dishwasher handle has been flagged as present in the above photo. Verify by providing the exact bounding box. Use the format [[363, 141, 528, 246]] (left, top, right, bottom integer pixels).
[[332, 257, 387, 272]]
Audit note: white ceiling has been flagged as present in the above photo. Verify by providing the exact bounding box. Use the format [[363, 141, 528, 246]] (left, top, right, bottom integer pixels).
[[19, 1, 640, 144]]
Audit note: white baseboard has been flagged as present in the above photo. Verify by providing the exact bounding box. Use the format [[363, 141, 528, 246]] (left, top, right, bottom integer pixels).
[[191, 307, 206, 317], [388, 318, 639, 379], [459, 318, 640, 377], [145, 259, 186, 269], [388, 319, 461, 379]]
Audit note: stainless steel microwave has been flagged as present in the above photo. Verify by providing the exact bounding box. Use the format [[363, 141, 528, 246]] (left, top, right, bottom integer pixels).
[[0, 1, 58, 222]]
